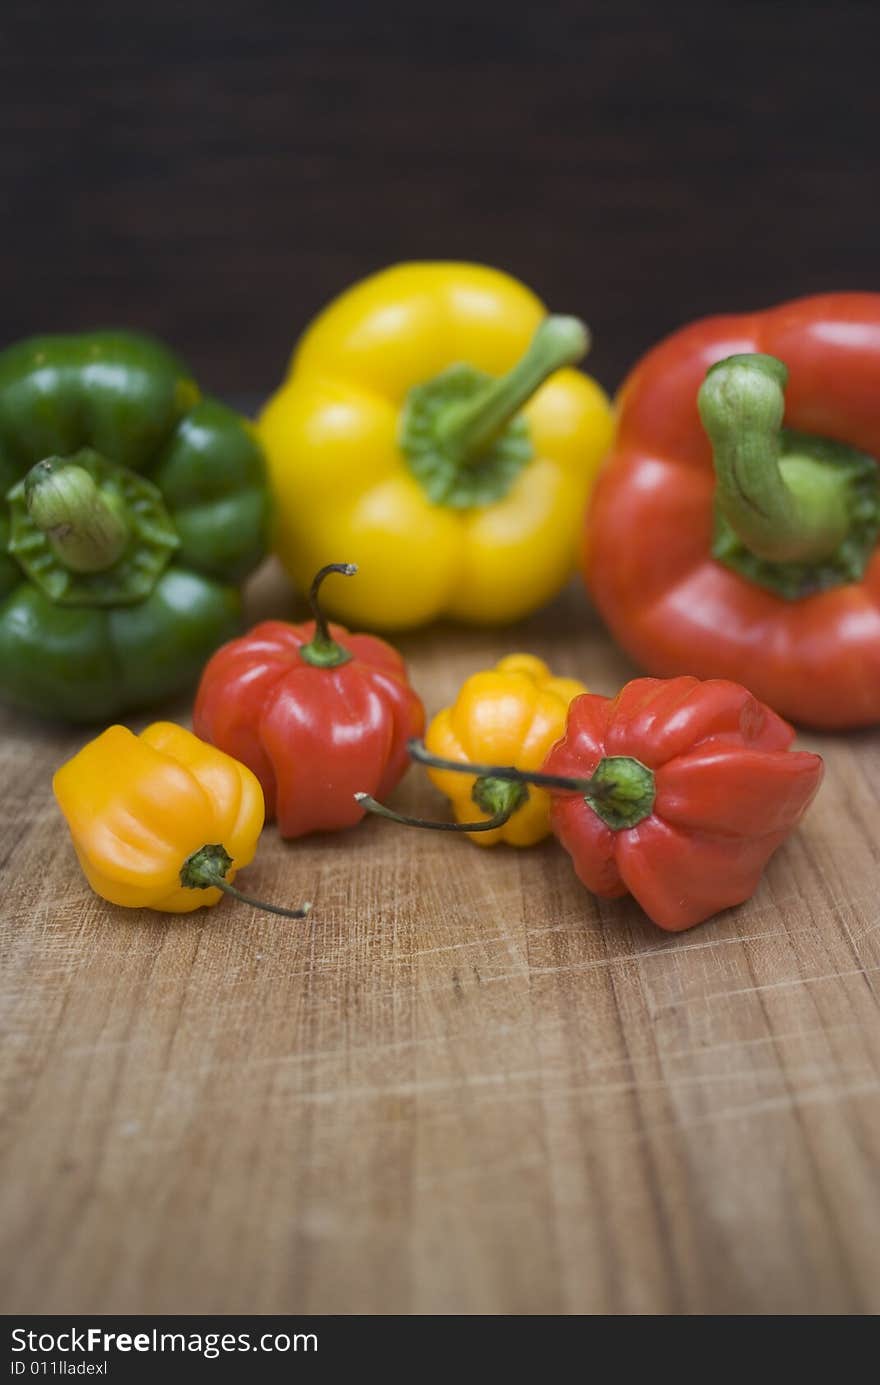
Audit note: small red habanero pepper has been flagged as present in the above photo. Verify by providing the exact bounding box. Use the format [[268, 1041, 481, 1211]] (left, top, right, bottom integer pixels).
[[585, 294, 880, 728], [400, 677, 823, 931], [193, 564, 425, 838]]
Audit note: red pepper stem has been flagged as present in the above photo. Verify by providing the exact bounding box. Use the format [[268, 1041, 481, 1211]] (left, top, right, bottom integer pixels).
[[407, 739, 657, 831], [698, 354, 852, 563], [354, 791, 516, 834], [299, 563, 358, 668]]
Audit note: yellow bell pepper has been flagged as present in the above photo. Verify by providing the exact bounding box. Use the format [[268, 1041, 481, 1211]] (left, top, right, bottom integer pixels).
[[53, 721, 309, 916], [258, 262, 615, 629], [357, 654, 587, 846]]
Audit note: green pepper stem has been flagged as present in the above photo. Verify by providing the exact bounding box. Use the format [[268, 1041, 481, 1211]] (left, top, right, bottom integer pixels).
[[354, 791, 517, 833], [435, 316, 590, 464], [24, 456, 129, 573], [180, 844, 311, 919], [406, 740, 656, 832], [299, 563, 357, 668], [698, 354, 852, 564], [407, 739, 595, 793], [209, 879, 312, 919]]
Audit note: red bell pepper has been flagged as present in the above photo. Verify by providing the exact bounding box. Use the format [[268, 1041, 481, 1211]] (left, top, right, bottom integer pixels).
[[584, 294, 880, 728], [401, 676, 823, 932], [193, 564, 425, 838]]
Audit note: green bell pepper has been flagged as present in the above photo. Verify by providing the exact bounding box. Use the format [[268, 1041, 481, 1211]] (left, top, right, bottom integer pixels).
[[0, 330, 270, 721]]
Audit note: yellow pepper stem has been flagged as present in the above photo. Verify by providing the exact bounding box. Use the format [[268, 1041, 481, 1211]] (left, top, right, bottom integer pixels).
[[436, 315, 590, 463], [400, 314, 592, 509], [181, 844, 312, 919]]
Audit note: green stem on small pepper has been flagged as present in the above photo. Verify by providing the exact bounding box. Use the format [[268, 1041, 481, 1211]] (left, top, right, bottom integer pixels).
[[180, 844, 312, 919], [355, 775, 526, 833], [357, 739, 656, 834], [298, 563, 358, 668]]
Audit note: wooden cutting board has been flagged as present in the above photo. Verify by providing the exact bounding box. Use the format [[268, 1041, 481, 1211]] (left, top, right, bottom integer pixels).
[[1, 561, 878, 1315]]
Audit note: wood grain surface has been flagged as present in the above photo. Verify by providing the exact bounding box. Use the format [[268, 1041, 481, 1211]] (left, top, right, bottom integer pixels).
[[1, 562, 878, 1316]]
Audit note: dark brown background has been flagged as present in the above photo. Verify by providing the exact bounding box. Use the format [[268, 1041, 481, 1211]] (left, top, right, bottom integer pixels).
[[3, 0, 878, 400]]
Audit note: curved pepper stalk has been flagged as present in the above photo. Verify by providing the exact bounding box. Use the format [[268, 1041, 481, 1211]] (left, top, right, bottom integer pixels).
[[698, 352, 879, 594], [357, 739, 656, 834], [180, 844, 311, 919]]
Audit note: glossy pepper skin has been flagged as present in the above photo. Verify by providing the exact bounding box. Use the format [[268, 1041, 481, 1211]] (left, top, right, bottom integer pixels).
[[585, 294, 880, 728], [258, 262, 614, 630], [0, 331, 269, 721], [54, 723, 274, 914], [193, 565, 425, 838], [422, 654, 588, 846], [543, 677, 823, 931]]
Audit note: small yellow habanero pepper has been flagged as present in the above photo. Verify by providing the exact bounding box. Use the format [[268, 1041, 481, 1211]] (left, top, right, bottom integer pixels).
[[258, 262, 615, 630], [53, 722, 309, 917], [358, 654, 587, 846]]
